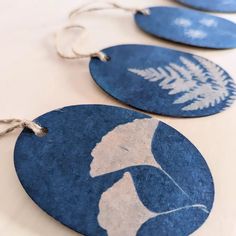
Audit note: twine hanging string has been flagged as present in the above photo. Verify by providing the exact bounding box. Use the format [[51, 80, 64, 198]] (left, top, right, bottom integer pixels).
[[56, 25, 109, 61], [0, 119, 47, 138], [69, 1, 150, 20], [56, 1, 150, 61]]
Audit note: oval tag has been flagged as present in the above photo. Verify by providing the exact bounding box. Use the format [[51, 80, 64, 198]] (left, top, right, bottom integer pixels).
[[176, 0, 236, 13], [134, 7, 236, 48], [90, 44, 236, 117], [15, 105, 214, 236]]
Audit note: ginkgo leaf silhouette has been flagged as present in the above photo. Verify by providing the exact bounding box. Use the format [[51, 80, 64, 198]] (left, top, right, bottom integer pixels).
[[90, 118, 160, 177], [98, 172, 158, 236], [91, 118, 209, 214], [98, 171, 210, 236], [129, 55, 236, 111], [91, 119, 180, 195], [91, 118, 211, 235]]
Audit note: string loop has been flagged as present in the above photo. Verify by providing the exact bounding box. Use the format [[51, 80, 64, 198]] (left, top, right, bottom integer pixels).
[[56, 1, 149, 61], [56, 24, 109, 61], [0, 119, 47, 138], [69, 1, 150, 19]]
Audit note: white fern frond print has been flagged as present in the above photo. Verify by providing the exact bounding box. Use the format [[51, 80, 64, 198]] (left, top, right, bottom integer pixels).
[[128, 55, 236, 111]]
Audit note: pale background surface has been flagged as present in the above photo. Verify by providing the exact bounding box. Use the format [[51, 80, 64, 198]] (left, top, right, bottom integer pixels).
[[0, 0, 236, 235]]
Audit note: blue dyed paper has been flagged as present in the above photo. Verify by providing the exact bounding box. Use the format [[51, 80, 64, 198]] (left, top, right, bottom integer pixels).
[[90, 44, 236, 117], [134, 7, 236, 48], [14, 105, 214, 236], [176, 0, 236, 13]]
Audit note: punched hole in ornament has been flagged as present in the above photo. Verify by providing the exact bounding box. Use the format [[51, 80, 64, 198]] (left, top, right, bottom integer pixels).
[[0, 119, 48, 138]]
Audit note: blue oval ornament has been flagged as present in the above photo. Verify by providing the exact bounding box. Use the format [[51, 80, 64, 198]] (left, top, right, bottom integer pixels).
[[176, 0, 236, 13], [90, 44, 236, 117], [134, 7, 236, 48], [14, 105, 214, 236]]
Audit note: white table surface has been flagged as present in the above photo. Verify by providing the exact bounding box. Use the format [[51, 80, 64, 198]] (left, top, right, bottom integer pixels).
[[0, 0, 236, 235]]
